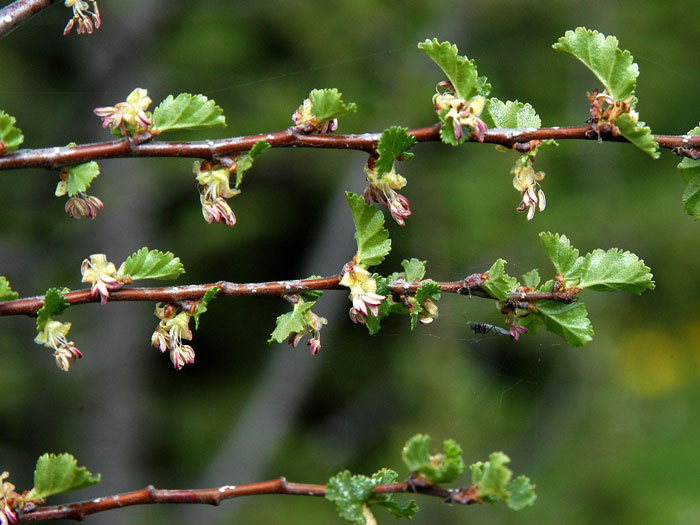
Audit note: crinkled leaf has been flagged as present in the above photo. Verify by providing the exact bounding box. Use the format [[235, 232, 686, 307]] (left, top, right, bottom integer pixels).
[[193, 286, 219, 330], [525, 300, 593, 347], [678, 126, 700, 218], [152, 93, 226, 132], [235, 139, 270, 189], [410, 281, 441, 330], [401, 258, 426, 282], [418, 39, 480, 100], [371, 469, 419, 520], [482, 98, 541, 129], [482, 259, 518, 301], [119, 247, 185, 281], [309, 88, 357, 123], [553, 27, 638, 101], [375, 126, 417, 176], [401, 434, 464, 484], [267, 301, 315, 344], [65, 161, 100, 196], [539, 232, 583, 279], [577, 248, 654, 293], [345, 192, 391, 268], [506, 475, 537, 510], [31, 453, 100, 500], [521, 269, 541, 289], [36, 288, 70, 332], [0, 110, 23, 152], [614, 114, 660, 159], [325, 471, 375, 524], [0, 276, 19, 301]]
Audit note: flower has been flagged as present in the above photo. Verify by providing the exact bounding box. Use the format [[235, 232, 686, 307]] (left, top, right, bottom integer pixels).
[[63, 0, 101, 35], [286, 306, 328, 355], [0, 472, 18, 525], [418, 297, 439, 325], [34, 320, 83, 372], [509, 323, 528, 342], [65, 193, 104, 219], [363, 165, 412, 226], [292, 97, 338, 133], [151, 304, 195, 370], [339, 265, 386, 322], [193, 161, 240, 227], [433, 90, 487, 142], [93, 88, 152, 136], [511, 157, 546, 220], [81, 254, 125, 304]]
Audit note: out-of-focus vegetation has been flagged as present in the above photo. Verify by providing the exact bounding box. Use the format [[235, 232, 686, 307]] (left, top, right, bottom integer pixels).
[[1, 1, 699, 523]]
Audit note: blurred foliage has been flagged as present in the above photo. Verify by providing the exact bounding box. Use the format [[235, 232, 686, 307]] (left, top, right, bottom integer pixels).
[[1, 1, 699, 524]]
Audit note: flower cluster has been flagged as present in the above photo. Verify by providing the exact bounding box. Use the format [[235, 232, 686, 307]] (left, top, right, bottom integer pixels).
[[511, 157, 546, 220], [363, 164, 411, 226], [339, 264, 386, 324], [93, 88, 152, 137], [417, 297, 439, 325], [0, 472, 18, 525], [81, 254, 128, 304], [292, 97, 338, 134], [432, 87, 487, 142], [287, 309, 328, 355], [63, 192, 104, 219], [193, 161, 240, 226], [151, 304, 195, 369], [63, 0, 101, 35], [34, 320, 82, 372]]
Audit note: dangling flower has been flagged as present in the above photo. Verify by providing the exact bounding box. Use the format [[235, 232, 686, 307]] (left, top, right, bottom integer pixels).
[[511, 157, 546, 220], [93, 88, 152, 136], [432, 89, 488, 142], [292, 97, 338, 133], [418, 297, 439, 325], [63, 0, 101, 35], [363, 165, 412, 226], [193, 161, 240, 227], [0, 471, 18, 525], [34, 320, 82, 372], [65, 193, 104, 219], [81, 254, 127, 304], [151, 304, 196, 370], [339, 264, 386, 323], [509, 323, 528, 342]]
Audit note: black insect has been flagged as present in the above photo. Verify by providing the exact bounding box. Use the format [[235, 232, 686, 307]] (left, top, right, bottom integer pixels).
[[467, 321, 510, 337]]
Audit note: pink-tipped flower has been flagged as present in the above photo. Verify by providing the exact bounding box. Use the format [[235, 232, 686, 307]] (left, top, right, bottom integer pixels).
[[194, 161, 240, 227], [512, 158, 546, 221], [34, 320, 82, 372], [200, 195, 237, 226], [363, 165, 412, 226], [170, 344, 195, 370], [151, 304, 196, 370], [340, 265, 386, 322], [433, 92, 487, 142], [308, 336, 321, 355], [93, 88, 152, 136], [63, 0, 101, 35], [65, 193, 103, 219], [509, 323, 528, 342], [0, 472, 19, 525], [286, 308, 327, 354], [81, 254, 125, 305]]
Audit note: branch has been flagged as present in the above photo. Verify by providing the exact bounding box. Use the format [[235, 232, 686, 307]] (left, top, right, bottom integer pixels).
[[0, 0, 59, 38], [0, 272, 576, 318], [18, 477, 475, 522], [2, 122, 699, 171]]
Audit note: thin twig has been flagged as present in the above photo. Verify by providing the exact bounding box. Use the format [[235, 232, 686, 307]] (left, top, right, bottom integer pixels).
[[1, 123, 699, 171], [18, 477, 478, 521], [0, 0, 59, 38]]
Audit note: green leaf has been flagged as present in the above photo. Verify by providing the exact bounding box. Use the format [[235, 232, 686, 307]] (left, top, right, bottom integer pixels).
[[539, 232, 583, 278], [401, 258, 426, 282], [119, 247, 185, 281], [31, 453, 100, 500], [363, 275, 407, 335], [65, 161, 100, 196], [0, 110, 23, 152], [0, 276, 19, 301], [418, 39, 480, 100], [614, 114, 660, 159], [552, 27, 638, 101], [577, 248, 654, 293], [345, 192, 391, 268], [36, 288, 70, 332], [482, 259, 518, 301], [482, 98, 541, 129], [193, 286, 219, 330], [326, 471, 375, 524], [371, 469, 419, 520], [525, 300, 593, 347], [470, 452, 536, 510], [309, 88, 358, 123], [267, 301, 315, 344], [375, 126, 417, 176], [401, 434, 464, 484], [235, 139, 270, 189], [678, 126, 700, 218], [437, 107, 462, 146], [152, 93, 226, 132], [521, 269, 540, 289], [506, 475, 538, 510], [411, 281, 441, 330]]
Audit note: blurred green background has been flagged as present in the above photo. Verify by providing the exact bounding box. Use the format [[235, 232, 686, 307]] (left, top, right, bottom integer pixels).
[[1, 1, 699, 523]]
